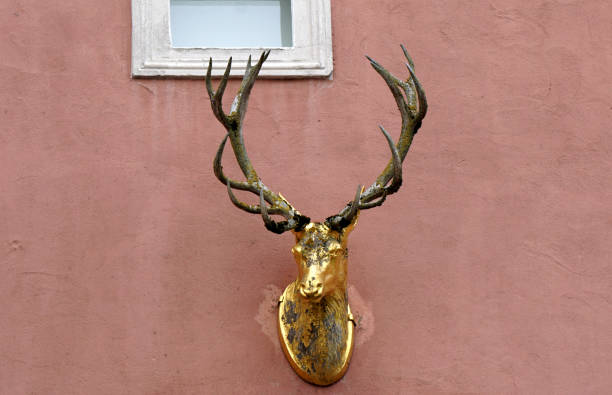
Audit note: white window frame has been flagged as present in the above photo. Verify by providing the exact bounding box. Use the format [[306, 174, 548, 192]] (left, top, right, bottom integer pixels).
[[131, 0, 333, 78]]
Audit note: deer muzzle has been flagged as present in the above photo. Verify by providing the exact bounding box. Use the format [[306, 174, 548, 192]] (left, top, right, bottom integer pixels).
[[299, 281, 323, 300]]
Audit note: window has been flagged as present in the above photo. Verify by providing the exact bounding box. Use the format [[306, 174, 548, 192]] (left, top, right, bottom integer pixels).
[[170, 1, 293, 48], [131, 0, 332, 78]]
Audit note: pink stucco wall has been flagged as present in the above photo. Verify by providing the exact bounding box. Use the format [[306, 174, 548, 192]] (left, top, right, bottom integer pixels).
[[2, 0, 612, 393]]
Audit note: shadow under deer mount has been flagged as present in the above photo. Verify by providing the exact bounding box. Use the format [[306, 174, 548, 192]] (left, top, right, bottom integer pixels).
[[204, 46, 427, 386]]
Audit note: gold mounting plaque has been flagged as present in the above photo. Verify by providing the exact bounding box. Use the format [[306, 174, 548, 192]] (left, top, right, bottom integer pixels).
[[278, 282, 354, 386]]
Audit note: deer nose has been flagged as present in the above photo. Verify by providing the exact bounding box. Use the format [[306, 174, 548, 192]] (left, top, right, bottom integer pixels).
[[299, 282, 323, 299]]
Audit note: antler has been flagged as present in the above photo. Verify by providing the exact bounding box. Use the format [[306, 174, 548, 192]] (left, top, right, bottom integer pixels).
[[325, 45, 428, 231], [207, 51, 310, 234]]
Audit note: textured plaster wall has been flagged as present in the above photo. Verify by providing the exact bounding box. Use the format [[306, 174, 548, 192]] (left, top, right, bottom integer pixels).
[[2, 0, 612, 393]]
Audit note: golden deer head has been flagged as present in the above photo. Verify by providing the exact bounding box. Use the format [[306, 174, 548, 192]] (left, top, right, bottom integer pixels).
[[204, 46, 427, 385], [292, 222, 352, 302]]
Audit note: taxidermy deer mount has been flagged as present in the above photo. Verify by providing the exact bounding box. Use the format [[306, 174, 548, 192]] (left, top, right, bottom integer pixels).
[[205, 46, 427, 386]]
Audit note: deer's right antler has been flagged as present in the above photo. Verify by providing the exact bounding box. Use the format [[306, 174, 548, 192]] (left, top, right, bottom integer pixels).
[[207, 51, 310, 234]]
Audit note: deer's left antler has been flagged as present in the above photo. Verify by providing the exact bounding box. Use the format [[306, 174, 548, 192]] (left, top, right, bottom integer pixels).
[[325, 45, 428, 231]]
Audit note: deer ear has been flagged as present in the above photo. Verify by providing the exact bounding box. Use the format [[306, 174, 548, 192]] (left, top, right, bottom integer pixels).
[[341, 210, 360, 239], [291, 229, 305, 242]]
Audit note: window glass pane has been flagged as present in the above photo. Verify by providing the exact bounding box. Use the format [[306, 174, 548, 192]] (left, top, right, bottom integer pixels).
[[170, 0, 293, 48]]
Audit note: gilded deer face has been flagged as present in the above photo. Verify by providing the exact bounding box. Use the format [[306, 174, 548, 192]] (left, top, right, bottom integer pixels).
[[291, 223, 348, 302]]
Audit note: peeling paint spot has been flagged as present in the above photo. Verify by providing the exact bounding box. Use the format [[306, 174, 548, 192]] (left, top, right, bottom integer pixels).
[[348, 285, 374, 347], [254, 284, 282, 353]]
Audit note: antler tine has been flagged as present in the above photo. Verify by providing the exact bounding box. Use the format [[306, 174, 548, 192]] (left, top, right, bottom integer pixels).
[[400, 44, 415, 70], [326, 44, 427, 231], [206, 58, 214, 99], [226, 180, 285, 216], [378, 125, 402, 194], [214, 134, 264, 194], [206, 57, 233, 129], [206, 51, 310, 234], [359, 190, 387, 210], [232, 50, 270, 120], [338, 185, 363, 229], [227, 179, 263, 214], [404, 58, 428, 126], [259, 189, 299, 234]]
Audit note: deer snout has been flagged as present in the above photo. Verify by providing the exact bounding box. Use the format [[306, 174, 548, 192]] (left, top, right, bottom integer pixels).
[[299, 281, 323, 300]]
